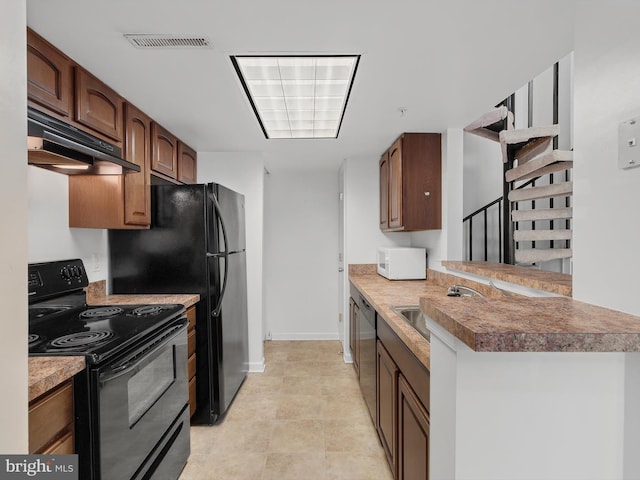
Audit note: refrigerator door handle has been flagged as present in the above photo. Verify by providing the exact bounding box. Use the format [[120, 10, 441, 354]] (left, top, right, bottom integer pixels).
[[212, 255, 228, 317], [208, 188, 229, 255]]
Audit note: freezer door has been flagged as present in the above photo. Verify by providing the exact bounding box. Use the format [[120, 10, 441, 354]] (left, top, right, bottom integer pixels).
[[207, 251, 248, 415], [207, 184, 246, 254]]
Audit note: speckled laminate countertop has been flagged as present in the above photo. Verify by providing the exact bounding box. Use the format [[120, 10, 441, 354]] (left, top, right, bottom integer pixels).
[[442, 260, 572, 297], [351, 263, 640, 356], [420, 293, 640, 352], [349, 267, 437, 370], [29, 357, 85, 402], [86, 280, 200, 308]]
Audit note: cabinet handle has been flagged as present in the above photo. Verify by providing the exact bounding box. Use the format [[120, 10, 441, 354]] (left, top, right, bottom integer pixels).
[[424, 192, 430, 196], [390, 148, 398, 157]]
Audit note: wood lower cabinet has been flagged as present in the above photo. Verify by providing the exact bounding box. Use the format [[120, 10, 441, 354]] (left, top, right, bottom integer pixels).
[[151, 123, 179, 179], [178, 142, 198, 184], [29, 380, 75, 454], [377, 340, 399, 477], [377, 317, 430, 480], [398, 374, 430, 480], [186, 305, 197, 417], [75, 67, 124, 143], [379, 133, 442, 232], [27, 29, 73, 118], [349, 297, 360, 377]]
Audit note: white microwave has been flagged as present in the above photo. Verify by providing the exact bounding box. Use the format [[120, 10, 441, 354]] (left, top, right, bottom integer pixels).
[[377, 247, 426, 280]]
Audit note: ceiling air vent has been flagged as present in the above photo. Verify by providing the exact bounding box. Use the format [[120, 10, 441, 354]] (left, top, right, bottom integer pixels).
[[124, 34, 212, 49]]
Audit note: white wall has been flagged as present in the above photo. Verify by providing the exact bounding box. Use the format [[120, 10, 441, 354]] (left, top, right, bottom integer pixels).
[[197, 152, 265, 371], [572, 3, 640, 317], [263, 169, 340, 340], [1, 1, 28, 452], [28, 167, 109, 281]]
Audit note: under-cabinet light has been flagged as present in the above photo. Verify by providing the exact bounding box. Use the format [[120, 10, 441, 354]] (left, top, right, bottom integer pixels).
[[232, 55, 360, 139]]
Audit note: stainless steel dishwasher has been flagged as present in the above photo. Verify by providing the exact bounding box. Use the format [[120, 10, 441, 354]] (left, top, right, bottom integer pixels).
[[357, 294, 376, 423]]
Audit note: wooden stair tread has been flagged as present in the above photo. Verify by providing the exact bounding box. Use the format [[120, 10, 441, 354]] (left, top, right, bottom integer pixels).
[[500, 125, 559, 163], [508, 182, 572, 202], [506, 150, 573, 182], [465, 106, 509, 133], [512, 161, 572, 182], [514, 229, 572, 242], [515, 248, 573, 264], [514, 137, 552, 165], [511, 207, 572, 222]]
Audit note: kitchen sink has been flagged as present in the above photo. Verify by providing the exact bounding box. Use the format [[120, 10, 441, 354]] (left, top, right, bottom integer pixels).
[[391, 306, 430, 342]]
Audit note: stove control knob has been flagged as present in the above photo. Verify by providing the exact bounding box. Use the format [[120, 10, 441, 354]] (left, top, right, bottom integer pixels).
[[60, 267, 71, 280], [71, 266, 80, 277]]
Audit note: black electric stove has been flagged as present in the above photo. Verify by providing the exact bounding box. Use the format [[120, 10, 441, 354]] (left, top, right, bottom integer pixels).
[[28, 259, 190, 480]]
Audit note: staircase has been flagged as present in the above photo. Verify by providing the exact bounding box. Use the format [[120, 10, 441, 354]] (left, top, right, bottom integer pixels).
[[465, 105, 573, 266]]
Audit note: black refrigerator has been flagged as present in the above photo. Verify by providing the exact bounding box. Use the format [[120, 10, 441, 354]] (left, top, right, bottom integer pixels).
[[109, 183, 248, 425]]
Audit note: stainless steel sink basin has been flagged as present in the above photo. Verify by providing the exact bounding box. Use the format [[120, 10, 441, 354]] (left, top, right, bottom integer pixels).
[[391, 306, 430, 342]]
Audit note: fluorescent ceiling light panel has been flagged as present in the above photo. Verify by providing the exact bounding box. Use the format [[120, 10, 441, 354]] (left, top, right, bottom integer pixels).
[[232, 55, 360, 139]]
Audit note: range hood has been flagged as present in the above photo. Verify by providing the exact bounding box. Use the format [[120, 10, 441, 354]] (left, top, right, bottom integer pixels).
[[27, 107, 140, 175]]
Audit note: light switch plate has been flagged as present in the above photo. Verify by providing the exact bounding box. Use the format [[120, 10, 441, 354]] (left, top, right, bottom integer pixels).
[[618, 118, 640, 169]]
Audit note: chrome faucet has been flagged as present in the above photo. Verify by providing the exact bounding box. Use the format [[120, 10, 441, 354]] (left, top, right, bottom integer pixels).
[[447, 285, 484, 297]]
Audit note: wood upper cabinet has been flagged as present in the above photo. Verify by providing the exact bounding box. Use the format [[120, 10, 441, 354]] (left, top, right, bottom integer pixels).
[[75, 67, 124, 142], [378, 340, 399, 478], [380, 133, 442, 232], [123, 103, 152, 226], [398, 374, 429, 480], [27, 29, 73, 118], [29, 380, 75, 454], [178, 142, 198, 184], [379, 152, 390, 230], [69, 102, 152, 229], [151, 122, 179, 179]]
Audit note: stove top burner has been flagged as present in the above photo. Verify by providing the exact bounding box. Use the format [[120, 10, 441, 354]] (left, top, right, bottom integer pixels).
[[80, 306, 124, 319], [49, 330, 114, 349], [28, 334, 40, 346], [130, 305, 165, 316]]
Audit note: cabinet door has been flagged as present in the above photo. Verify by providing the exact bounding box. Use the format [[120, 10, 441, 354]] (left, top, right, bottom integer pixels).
[[123, 103, 151, 226], [398, 374, 429, 480], [178, 142, 198, 184], [75, 68, 124, 142], [350, 298, 360, 377], [151, 122, 178, 179], [379, 152, 390, 230], [377, 340, 398, 478], [388, 137, 403, 229], [27, 29, 73, 117]]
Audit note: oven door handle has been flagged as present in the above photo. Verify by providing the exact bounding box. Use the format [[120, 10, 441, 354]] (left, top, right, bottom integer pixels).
[[99, 319, 188, 383]]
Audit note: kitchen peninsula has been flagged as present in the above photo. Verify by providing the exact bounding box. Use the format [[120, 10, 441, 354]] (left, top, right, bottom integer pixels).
[[421, 262, 640, 480]]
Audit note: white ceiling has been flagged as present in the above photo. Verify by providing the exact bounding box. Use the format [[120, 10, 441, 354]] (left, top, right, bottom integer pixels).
[[26, 0, 577, 171]]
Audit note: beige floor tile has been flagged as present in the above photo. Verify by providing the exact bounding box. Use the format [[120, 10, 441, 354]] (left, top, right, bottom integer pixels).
[[324, 418, 381, 453], [280, 375, 324, 396], [325, 452, 395, 480], [197, 453, 267, 480], [322, 394, 371, 420], [262, 452, 326, 480], [196, 419, 273, 454], [269, 419, 325, 453], [275, 394, 324, 420], [182, 341, 396, 480]]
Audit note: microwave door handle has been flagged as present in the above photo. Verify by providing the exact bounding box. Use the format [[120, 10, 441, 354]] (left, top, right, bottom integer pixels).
[[99, 320, 188, 383]]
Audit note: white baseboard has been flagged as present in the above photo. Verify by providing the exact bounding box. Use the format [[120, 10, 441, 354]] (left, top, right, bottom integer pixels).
[[248, 359, 265, 373], [269, 332, 340, 341]]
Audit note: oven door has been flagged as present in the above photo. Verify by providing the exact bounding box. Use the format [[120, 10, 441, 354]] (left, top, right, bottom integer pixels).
[[97, 319, 189, 480]]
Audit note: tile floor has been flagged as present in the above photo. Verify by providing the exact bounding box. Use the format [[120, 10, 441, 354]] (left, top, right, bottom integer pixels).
[[179, 340, 394, 480]]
